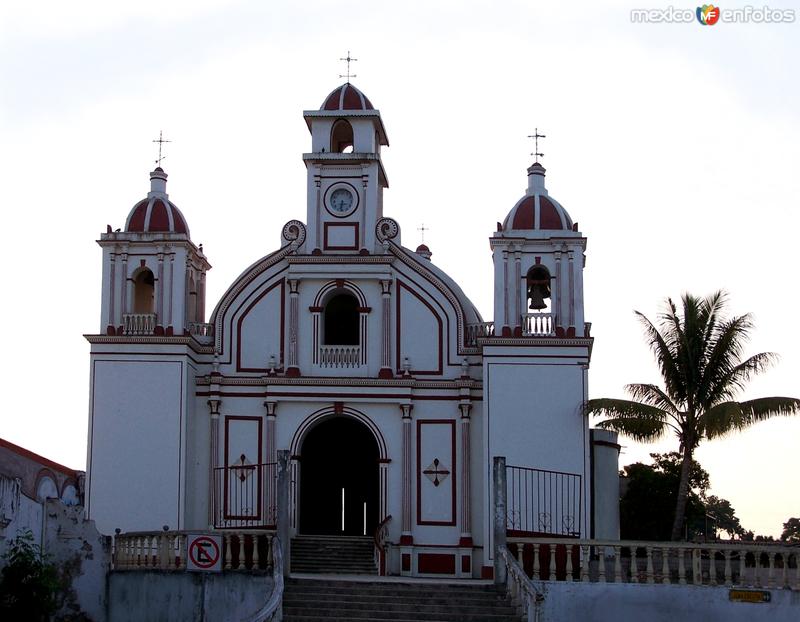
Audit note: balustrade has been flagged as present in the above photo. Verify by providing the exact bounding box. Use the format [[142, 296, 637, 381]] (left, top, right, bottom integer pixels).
[[318, 345, 361, 368], [112, 530, 275, 571], [122, 313, 157, 336], [465, 322, 495, 346], [504, 537, 800, 589], [521, 312, 555, 336], [188, 322, 214, 343]]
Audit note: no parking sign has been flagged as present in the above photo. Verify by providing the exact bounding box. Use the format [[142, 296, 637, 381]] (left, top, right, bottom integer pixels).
[[187, 534, 222, 572]]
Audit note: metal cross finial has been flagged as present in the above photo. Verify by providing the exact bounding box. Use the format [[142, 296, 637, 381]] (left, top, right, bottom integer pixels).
[[417, 223, 429, 244], [339, 51, 358, 83], [527, 128, 546, 163], [152, 130, 172, 167]]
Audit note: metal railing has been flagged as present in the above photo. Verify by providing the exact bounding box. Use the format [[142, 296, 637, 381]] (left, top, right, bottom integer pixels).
[[506, 465, 582, 537], [213, 462, 277, 529], [505, 537, 800, 589]]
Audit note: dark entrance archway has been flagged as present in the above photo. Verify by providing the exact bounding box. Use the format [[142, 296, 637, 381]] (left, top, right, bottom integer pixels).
[[299, 416, 379, 536]]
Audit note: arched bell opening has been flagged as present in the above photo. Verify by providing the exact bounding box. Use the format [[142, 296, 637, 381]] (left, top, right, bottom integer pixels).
[[132, 268, 155, 314], [298, 416, 380, 536], [323, 291, 359, 345], [526, 265, 552, 312], [331, 119, 354, 153]]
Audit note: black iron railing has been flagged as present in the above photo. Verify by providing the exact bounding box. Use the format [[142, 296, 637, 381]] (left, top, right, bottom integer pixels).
[[506, 464, 582, 537], [213, 462, 277, 529]]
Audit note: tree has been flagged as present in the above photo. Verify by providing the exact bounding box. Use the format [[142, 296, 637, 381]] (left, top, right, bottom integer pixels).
[[586, 292, 800, 540], [781, 517, 800, 543], [0, 530, 60, 621]]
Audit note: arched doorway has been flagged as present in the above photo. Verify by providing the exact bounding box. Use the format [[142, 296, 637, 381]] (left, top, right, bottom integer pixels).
[[299, 416, 379, 536]]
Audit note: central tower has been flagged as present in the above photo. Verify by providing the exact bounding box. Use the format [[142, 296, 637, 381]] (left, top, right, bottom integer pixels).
[[302, 82, 390, 253]]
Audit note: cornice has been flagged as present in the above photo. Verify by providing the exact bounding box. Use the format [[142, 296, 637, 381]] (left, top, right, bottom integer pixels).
[[85, 334, 214, 355], [196, 375, 481, 391], [287, 255, 394, 265]]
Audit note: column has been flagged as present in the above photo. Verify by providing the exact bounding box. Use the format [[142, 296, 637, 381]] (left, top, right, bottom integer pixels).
[[198, 270, 206, 323], [502, 249, 510, 336], [554, 249, 563, 333], [157, 249, 165, 327], [513, 248, 521, 336], [264, 401, 277, 526], [107, 253, 116, 331], [459, 402, 472, 546], [207, 397, 221, 528], [568, 250, 575, 335], [287, 279, 301, 376], [120, 253, 129, 319], [167, 252, 175, 329], [379, 279, 393, 378], [400, 404, 413, 544]]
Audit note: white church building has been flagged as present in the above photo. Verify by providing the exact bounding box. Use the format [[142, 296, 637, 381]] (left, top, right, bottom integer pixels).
[[85, 81, 619, 579]]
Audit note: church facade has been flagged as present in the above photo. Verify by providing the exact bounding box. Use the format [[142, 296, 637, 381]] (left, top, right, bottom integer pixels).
[[85, 82, 618, 578]]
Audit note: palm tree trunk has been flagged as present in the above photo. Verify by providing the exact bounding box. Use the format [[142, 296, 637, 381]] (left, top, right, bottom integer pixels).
[[671, 444, 694, 541]]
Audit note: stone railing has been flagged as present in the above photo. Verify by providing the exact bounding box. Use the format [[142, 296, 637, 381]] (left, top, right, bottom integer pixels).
[[188, 322, 214, 344], [122, 313, 157, 336], [465, 321, 495, 346], [373, 515, 392, 576], [498, 545, 544, 621], [113, 530, 276, 572], [521, 313, 555, 337], [319, 345, 361, 368], [506, 537, 800, 589]]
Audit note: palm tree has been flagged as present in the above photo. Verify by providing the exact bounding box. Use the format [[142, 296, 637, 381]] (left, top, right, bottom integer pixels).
[[586, 292, 800, 541]]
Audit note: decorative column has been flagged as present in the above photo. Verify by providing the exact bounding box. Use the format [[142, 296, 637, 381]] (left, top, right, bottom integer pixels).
[[264, 401, 277, 526], [198, 270, 206, 323], [568, 250, 575, 336], [513, 247, 521, 336], [286, 279, 301, 377], [459, 401, 472, 546], [554, 249, 563, 334], [120, 253, 129, 318], [379, 279, 393, 378], [207, 394, 221, 528], [156, 249, 165, 329], [107, 252, 116, 333], [167, 252, 175, 330], [400, 404, 413, 544], [502, 249, 510, 336]]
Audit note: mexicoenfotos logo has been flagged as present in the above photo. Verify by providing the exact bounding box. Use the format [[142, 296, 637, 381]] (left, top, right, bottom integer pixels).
[[696, 4, 721, 25]]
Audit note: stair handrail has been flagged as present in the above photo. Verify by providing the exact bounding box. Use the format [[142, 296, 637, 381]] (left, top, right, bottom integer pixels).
[[243, 535, 284, 622], [373, 514, 393, 576], [498, 545, 544, 622]]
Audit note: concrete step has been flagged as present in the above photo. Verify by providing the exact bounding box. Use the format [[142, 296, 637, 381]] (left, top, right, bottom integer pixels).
[[291, 535, 377, 575]]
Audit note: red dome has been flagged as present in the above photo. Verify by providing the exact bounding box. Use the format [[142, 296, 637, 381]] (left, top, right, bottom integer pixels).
[[501, 163, 574, 232], [321, 83, 374, 111], [126, 198, 189, 234], [125, 168, 190, 235]]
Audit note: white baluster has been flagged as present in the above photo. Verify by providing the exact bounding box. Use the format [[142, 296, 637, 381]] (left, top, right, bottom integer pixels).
[[678, 548, 686, 585], [645, 547, 654, 584], [661, 547, 670, 584], [565, 544, 573, 582], [614, 546, 622, 583], [724, 550, 732, 586]]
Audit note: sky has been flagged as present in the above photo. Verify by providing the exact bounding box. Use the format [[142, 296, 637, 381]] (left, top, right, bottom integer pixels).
[[1, 0, 798, 538]]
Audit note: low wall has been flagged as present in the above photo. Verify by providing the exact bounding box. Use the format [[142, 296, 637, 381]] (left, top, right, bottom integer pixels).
[[108, 571, 276, 622], [534, 581, 800, 622]]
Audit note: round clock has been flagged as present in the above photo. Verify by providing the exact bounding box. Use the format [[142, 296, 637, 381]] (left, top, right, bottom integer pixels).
[[325, 184, 358, 217]]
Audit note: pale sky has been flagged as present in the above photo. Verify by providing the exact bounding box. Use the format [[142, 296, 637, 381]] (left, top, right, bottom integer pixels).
[[1, 1, 798, 537]]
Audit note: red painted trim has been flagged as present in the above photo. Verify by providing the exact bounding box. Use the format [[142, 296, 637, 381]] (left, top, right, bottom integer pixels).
[[458, 536, 473, 547], [416, 419, 456, 526], [402, 553, 411, 572], [481, 565, 494, 580], [418, 553, 455, 574], [377, 368, 394, 379], [323, 222, 360, 250], [223, 416, 263, 521], [396, 280, 443, 375], [400, 534, 413, 546], [0, 438, 78, 477], [236, 279, 285, 373], [196, 390, 481, 401], [461, 554, 471, 573]]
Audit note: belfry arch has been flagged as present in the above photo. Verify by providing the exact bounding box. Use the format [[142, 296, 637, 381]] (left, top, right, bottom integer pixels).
[[290, 408, 388, 536]]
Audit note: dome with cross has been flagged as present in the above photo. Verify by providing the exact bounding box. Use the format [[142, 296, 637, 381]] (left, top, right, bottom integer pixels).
[[501, 162, 575, 232], [125, 168, 190, 235], [320, 82, 375, 111]]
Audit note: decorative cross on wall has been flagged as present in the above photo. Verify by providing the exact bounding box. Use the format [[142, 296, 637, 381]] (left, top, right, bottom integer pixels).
[[527, 128, 546, 163], [152, 130, 172, 167], [423, 458, 450, 487], [339, 51, 358, 82]]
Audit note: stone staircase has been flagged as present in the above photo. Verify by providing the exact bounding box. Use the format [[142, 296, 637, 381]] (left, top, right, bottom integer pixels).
[[290, 534, 377, 574], [282, 577, 519, 621]]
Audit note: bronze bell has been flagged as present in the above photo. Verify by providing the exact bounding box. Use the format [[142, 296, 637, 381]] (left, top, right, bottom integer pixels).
[[527, 279, 551, 310]]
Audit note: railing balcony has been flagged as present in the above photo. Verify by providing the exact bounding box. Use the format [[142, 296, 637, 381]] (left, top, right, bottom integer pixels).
[[213, 462, 277, 529], [188, 322, 214, 344], [522, 312, 556, 337], [122, 313, 157, 336], [465, 321, 495, 346], [506, 464, 582, 537], [319, 345, 361, 368]]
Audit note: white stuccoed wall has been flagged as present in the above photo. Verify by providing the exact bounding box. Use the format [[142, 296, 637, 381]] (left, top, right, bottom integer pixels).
[[532, 581, 800, 622]]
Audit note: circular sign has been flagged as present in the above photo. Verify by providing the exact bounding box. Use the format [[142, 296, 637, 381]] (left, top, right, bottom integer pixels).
[[188, 536, 221, 570]]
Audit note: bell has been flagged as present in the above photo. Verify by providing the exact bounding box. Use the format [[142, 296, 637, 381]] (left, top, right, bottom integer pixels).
[[527, 280, 551, 310]]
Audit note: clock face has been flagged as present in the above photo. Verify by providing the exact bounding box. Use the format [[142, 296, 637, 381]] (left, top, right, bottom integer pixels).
[[326, 185, 357, 217]]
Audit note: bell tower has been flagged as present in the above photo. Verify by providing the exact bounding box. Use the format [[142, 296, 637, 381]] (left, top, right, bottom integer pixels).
[[302, 82, 390, 253]]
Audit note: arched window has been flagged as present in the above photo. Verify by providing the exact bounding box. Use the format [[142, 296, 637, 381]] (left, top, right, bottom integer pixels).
[[331, 119, 354, 153], [323, 293, 359, 345], [526, 265, 552, 311], [133, 268, 155, 314]]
